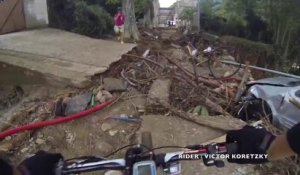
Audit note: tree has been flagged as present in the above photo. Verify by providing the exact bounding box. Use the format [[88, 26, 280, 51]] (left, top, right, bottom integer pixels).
[[135, 0, 154, 28], [107, 0, 140, 40], [180, 7, 196, 27]]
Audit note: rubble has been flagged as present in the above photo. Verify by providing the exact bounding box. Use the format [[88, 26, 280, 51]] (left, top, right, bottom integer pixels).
[[96, 141, 114, 153], [109, 130, 118, 136], [65, 131, 76, 145], [147, 79, 172, 108], [0, 142, 13, 152], [21, 147, 29, 153], [1, 28, 269, 174], [103, 78, 127, 92], [35, 138, 46, 145], [96, 90, 113, 103], [101, 123, 112, 132], [64, 92, 93, 115]]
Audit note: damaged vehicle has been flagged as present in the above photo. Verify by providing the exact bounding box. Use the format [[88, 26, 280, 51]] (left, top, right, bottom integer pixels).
[[237, 76, 300, 129]]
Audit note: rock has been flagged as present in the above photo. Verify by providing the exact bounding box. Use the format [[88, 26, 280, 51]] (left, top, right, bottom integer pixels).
[[103, 78, 126, 92], [147, 79, 171, 108], [137, 105, 146, 113], [35, 138, 46, 145], [224, 71, 233, 77], [29, 137, 34, 142], [0, 142, 13, 152], [37, 133, 44, 139], [104, 171, 123, 175], [96, 90, 113, 103], [96, 141, 114, 152], [101, 123, 112, 132], [109, 130, 118, 136], [64, 92, 93, 115], [66, 131, 76, 145], [95, 91, 103, 102], [237, 167, 248, 174], [21, 147, 29, 153], [120, 114, 127, 118], [5, 136, 12, 141], [47, 136, 54, 141]]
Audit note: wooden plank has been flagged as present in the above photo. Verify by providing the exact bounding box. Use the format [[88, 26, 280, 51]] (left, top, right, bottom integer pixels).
[[155, 99, 247, 131]]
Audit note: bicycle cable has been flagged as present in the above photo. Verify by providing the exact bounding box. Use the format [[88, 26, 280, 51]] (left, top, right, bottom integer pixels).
[[104, 144, 152, 158], [141, 146, 187, 155]]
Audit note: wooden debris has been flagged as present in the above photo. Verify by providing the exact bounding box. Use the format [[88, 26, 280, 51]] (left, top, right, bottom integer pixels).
[[155, 99, 246, 131], [235, 61, 250, 101]]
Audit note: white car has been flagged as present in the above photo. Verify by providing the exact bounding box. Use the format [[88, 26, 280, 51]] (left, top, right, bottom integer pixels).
[[238, 77, 300, 129]]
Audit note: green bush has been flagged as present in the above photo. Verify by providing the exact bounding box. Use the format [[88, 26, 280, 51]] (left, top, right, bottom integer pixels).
[[73, 1, 114, 38], [47, 0, 76, 30], [47, 0, 114, 38]]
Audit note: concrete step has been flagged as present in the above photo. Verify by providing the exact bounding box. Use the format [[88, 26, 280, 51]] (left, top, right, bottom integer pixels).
[[0, 49, 101, 88]]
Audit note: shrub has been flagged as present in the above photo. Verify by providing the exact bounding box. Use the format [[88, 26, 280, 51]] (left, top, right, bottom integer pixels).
[[47, 0, 76, 30], [47, 0, 114, 38], [73, 0, 114, 38]]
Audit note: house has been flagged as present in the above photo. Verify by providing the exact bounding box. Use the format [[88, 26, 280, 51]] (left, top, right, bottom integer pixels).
[[158, 7, 175, 26], [0, 0, 48, 34]]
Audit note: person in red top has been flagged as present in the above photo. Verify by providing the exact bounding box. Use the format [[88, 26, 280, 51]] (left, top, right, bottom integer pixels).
[[114, 7, 125, 44]]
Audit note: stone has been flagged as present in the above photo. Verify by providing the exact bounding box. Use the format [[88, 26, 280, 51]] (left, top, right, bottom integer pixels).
[[101, 123, 112, 132], [103, 78, 126, 92], [5, 136, 12, 141], [224, 71, 233, 77], [36, 138, 46, 145], [96, 90, 113, 103], [147, 79, 171, 107], [64, 92, 93, 115], [237, 167, 248, 174], [37, 133, 44, 139], [137, 105, 146, 113], [66, 131, 75, 145], [0, 142, 13, 152], [109, 130, 118, 136], [21, 147, 29, 153], [96, 141, 114, 153]]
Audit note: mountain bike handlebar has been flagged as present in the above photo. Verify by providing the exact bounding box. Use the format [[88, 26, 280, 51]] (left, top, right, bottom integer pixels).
[[56, 142, 237, 175]]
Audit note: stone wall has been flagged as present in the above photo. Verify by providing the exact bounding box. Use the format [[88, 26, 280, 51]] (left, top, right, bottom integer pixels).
[[23, 0, 48, 29]]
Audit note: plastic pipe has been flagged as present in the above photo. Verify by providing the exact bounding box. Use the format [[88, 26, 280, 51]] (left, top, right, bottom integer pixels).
[[0, 99, 114, 139]]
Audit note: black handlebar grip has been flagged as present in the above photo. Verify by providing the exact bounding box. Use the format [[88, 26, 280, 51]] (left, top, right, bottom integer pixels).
[[226, 143, 238, 154]]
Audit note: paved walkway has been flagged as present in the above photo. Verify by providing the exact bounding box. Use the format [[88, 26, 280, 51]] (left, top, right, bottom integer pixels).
[[0, 28, 136, 87]]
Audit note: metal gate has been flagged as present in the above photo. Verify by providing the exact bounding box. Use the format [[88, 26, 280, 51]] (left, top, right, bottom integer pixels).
[[0, 0, 25, 34]]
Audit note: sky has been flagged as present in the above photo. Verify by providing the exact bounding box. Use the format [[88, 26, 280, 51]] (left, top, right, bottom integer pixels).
[[159, 0, 177, 7]]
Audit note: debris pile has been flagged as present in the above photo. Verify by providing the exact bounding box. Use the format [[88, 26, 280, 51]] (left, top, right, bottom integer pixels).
[[119, 31, 244, 112], [102, 29, 251, 131]]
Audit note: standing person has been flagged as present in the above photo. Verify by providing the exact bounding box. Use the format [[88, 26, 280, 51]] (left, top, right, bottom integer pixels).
[[114, 7, 125, 44]]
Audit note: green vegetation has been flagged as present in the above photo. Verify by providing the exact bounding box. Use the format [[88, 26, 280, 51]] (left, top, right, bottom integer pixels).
[[180, 7, 196, 26], [47, 0, 116, 38], [200, 0, 300, 74], [74, 1, 113, 38], [48, 0, 146, 40]]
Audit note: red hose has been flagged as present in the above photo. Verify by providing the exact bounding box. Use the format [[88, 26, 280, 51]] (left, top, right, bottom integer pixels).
[[0, 99, 114, 139]]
